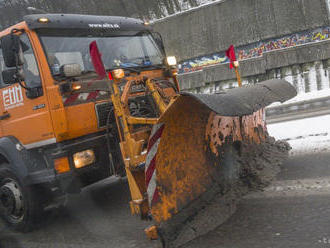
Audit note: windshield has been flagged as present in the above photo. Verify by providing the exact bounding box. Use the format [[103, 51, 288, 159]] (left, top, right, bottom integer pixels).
[[39, 32, 164, 76]]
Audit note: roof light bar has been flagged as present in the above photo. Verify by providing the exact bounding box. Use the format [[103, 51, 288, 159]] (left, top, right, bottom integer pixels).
[[38, 17, 50, 23]]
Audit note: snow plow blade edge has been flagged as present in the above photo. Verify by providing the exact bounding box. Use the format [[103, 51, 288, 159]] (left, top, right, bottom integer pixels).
[[145, 79, 297, 247]]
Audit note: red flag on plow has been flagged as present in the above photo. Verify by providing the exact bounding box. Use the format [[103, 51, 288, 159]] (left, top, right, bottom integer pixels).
[[225, 45, 237, 69]]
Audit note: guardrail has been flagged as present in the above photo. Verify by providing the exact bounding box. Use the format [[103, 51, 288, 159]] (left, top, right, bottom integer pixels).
[[266, 96, 330, 124]]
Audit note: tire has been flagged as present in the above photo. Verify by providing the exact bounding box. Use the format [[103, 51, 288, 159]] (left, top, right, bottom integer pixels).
[[0, 164, 42, 232]]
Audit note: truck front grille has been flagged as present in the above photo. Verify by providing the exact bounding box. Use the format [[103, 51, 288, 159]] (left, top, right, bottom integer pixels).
[[95, 102, 113, 128]]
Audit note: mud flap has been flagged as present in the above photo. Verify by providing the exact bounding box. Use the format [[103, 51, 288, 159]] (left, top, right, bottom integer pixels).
[[145, 79, 297, 247]]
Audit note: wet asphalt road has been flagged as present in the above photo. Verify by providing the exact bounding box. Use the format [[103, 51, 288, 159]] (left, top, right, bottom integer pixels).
[[1, 151, 330, 248]]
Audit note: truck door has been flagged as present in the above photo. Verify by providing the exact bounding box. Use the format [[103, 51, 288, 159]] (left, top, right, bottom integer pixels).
[[0, 32, 55, 148]]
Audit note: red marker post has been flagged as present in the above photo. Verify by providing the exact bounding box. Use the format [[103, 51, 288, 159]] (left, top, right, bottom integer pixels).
[[226, 45, 242, 87]]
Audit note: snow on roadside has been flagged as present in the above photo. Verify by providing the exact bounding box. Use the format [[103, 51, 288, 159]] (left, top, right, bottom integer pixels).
[[268, 88, 330, 108], [267, 114, 330, 156]]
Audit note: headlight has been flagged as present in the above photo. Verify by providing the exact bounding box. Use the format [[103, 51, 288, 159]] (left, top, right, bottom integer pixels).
[[111, 69, 125, 80], [73, 149, 95, 168], [167, 56, 177, 66], [71, 83, 81, 91]]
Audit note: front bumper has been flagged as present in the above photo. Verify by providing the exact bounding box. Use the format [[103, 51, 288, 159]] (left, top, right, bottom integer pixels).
[[27, 132, 114, 194]]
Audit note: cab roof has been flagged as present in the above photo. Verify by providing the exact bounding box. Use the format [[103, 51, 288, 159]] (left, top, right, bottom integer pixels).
[[23, 14, 150, 33]]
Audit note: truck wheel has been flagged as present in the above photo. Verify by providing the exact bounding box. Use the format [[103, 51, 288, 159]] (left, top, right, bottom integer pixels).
[[0, 165, 41, 232]]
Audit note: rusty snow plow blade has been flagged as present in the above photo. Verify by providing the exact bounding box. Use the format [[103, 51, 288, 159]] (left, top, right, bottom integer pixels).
[[145, 79, 297, 247]]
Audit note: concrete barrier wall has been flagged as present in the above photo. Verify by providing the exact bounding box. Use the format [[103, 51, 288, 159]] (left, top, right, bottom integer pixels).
[[178, 40, 330, 91], [151, 0, 330, 120], [152, 0, 330, 61], [177, 39, 330, 122]]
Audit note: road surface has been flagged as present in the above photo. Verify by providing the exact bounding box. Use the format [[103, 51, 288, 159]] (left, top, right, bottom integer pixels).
[[183, 151, 330, 248], [1, 151, 330, 248]]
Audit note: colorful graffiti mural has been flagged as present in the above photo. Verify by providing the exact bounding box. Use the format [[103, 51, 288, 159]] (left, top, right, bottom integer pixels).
[[179, 26, 330, 74]]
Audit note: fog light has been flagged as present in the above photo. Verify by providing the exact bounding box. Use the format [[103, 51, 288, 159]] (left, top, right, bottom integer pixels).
[[73, 149, 95, 168]]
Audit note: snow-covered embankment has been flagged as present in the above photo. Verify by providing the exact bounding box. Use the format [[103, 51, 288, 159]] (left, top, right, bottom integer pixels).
[[268, 114, 330, 156]]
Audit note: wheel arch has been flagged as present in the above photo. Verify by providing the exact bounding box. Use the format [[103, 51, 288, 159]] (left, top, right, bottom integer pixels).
[[0, 136, 31, 183], [0, 153, 9, 165]]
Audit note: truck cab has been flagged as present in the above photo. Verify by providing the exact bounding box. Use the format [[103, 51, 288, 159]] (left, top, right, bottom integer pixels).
[[0, 14, 178, 231]]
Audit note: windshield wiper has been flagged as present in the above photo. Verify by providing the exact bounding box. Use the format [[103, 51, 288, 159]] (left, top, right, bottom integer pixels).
[[121, 67, 141, 73], [141, 64, 165, 69], [119, 64, 165, 74], [131, 64, 165, 70], [81, 70, 98, 75], [129, 56, 150, 65]]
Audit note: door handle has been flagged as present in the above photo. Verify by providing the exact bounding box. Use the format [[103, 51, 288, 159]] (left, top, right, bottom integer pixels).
[[0, 113, 10, 120]]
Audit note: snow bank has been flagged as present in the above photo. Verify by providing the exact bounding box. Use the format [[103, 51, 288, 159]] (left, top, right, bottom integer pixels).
[[268, 114, 330, 155], [268, 88, 330, 108]]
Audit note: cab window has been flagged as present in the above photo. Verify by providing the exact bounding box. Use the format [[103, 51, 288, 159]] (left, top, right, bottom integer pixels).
[[0, 33, 42, 90]]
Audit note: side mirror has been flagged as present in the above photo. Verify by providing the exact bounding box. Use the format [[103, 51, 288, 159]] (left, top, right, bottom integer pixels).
[[1, 34, 25, 68], [2, 68, 42, 99], [151, 32, 166, 55], [2, 68, 24, 84], [60, 64, 82, 77]]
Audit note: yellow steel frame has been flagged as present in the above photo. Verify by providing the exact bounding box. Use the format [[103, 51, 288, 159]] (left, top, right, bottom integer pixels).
[[109, 76, 171, 218]]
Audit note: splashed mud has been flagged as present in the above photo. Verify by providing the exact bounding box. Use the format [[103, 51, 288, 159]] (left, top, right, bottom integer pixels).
[[158, 137, 290, 248]]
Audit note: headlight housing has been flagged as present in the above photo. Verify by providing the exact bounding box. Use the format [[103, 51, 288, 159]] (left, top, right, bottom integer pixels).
[[73, 149, 95, 168], [111, 69, 125, 80], [167, 56, 177, 66]]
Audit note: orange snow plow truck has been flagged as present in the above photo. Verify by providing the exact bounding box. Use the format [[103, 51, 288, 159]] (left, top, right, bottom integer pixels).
[[0, 14, 296, 247]]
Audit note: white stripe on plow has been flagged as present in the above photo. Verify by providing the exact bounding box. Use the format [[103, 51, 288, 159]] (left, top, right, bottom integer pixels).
[[145, 139, 161, 170], [147, 171, 157, 205], [145, 123, 164, 206], [150, 123, 165, 139]]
